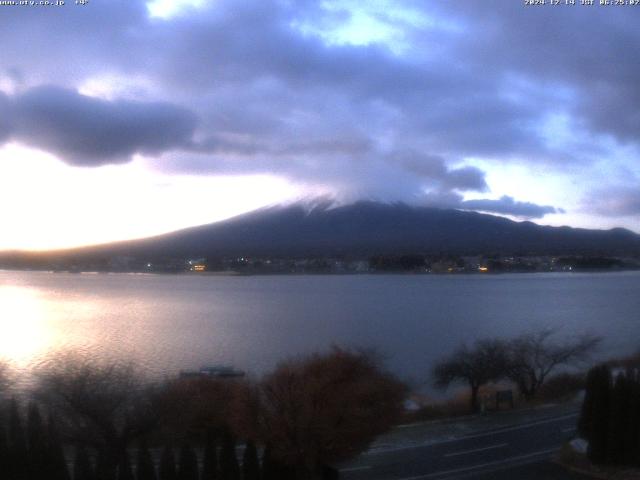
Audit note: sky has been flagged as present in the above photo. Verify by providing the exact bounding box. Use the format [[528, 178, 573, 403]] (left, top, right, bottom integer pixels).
[[1, 0, 639, 250]]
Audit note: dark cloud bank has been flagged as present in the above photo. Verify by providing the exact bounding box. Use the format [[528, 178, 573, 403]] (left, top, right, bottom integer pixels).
[[461, 196, 563, 220], [1, 86, 197, 165]]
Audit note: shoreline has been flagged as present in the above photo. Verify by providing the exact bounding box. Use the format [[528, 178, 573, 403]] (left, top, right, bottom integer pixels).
[[2, 267, 640, 277]]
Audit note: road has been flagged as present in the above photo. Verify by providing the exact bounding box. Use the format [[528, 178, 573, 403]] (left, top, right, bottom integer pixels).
[[339, 409, 590, 479]]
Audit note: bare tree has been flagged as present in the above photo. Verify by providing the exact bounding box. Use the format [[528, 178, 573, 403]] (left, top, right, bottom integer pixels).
[[35, 354, 163, 474], [248, 347, 406, 480], [433, 339, 509, 412], [505, 329, 601, 400]]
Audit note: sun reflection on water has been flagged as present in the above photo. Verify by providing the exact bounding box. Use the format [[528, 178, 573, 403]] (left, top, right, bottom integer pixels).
[[0, 286, 53, 366]]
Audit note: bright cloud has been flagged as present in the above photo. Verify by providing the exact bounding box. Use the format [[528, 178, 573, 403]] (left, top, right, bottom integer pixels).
[[0, 145, 301, 250]]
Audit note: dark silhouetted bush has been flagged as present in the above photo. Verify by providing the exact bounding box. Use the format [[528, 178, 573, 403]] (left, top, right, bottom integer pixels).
[[537, 372, 585, 402]]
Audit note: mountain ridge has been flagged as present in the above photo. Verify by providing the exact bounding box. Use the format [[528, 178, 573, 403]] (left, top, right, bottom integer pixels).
[[4, 201, 639, 263]]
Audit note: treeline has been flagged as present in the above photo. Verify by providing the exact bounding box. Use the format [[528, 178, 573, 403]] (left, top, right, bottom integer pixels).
[[0, 348, 406, 480], [0, 404, 314, 480], [556, 256, 623, 270], [369, 255, 429, 271], [578, 363, 640, 467], [0, 400, 68, 480]]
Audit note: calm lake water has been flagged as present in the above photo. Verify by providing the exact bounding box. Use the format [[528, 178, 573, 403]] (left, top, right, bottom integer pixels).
[[1, 270, 639, 391]]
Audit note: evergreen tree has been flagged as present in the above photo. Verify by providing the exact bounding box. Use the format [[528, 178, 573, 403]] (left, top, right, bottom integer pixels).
[[260, 446, 275, 480], [8, 398, 29, 480], [136, 439, 156, 480], [177, 443, 199, 480], [219, 430, 239, 480], [579, 366, 598, 438], [625, 372, 640, 467], [27, 403, 48, 480], [117, 450, 135, 480], [96, 447, 117, 480], [241, 440, 259, 480], [261, 446, 294, 480], [608, 374, 631, 465], [47, 415, 71, 480], [201, 433, 218, 480], [321, 465, 339, 480], [73, 445, 95, 480], [0, 417, 9, 480], [586, 365, 612, 465], [159, 447, 177, 480]]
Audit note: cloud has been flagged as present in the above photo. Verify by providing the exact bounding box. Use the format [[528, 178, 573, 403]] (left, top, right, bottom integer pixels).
[[590, 188, 640, 217], [4, 1, 640, 162], [460, 195, 562, 219], [420, 191, 561, 219], [443, 166, 488, 193], [0, 1, 547, 168], [435, 1, 640, 146], [3, 86, 198, 166], [0, 92, 11, 142], [400, 152, 488, 192], [0, 0, 635, 224]]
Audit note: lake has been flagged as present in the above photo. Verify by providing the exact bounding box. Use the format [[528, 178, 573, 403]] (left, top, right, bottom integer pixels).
[[1, 270, 639, 392]]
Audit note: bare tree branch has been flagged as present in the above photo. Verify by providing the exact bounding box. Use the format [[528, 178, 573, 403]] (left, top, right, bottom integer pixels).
[[506, 330, 601, 400]]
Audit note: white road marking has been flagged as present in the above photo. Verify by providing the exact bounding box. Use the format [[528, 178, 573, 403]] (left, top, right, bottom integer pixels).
[[434, 413, 579, 443], [443, 442, 508, 458], [398, 448, 557, 480], [365, 413, 577, 455], [562, 427, 577, 433]]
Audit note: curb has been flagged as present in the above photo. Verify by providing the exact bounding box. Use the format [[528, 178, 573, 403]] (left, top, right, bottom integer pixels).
[[554, 458, 610, 479], [554, 456, 640, 480], [395, 400, 578, 430]]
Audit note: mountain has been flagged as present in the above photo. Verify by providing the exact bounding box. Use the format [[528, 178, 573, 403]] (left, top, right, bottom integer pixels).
[[9, 201, 640, 265]]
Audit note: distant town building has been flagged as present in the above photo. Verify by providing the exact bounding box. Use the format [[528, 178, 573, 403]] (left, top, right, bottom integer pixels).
[[188, 258, 207, 272]]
